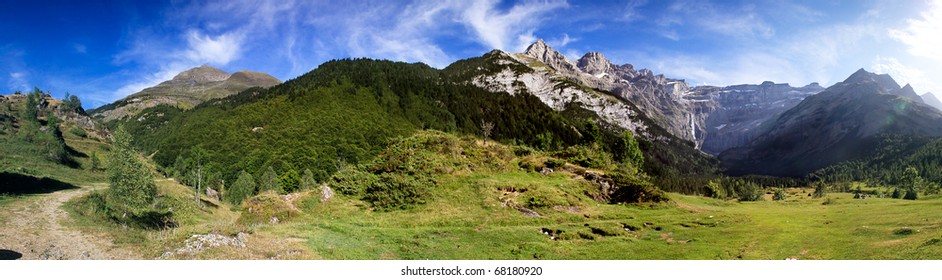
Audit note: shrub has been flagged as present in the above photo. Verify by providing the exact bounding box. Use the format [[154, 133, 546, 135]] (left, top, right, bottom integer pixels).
[[237, 192, 298, 226], [69, 126, 87, 138], [705, 179, 727, 199], [300, 169, 317, 190], [904, 189, 919, 200], [891, 188, 902, 199], [772, 188, 786, 201], [279, 169, 301, 193], [812, 182, 827, 198], [893, 227, 915, 235], [557, 144, 614, 169], [257, 166, 280, 194], [328, 167, 378, 197], [363, 173, 431, 211]]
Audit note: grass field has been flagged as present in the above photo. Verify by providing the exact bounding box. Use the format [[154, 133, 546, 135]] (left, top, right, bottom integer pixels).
[[224, 172, 942, 260]]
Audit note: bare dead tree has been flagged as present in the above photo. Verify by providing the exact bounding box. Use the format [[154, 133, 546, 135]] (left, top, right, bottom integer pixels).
[[481, 120, 495, 144]]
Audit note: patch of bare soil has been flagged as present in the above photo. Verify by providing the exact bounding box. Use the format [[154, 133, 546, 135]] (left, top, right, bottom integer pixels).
[[0, 186, 140, 260]]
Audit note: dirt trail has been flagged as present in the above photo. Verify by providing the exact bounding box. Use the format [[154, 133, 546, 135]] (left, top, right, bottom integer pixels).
[[0, 186, 141, 260]]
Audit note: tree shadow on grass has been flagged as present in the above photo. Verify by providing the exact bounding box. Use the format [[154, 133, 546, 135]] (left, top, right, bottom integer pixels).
[[0, 172, 78, 196], [0, 249, 22, 260]]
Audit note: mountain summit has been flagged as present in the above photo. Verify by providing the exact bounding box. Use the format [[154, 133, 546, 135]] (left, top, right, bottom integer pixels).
[[90, 66, 280, 122]]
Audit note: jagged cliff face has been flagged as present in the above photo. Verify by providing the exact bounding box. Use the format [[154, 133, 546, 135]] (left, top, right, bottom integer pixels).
[[517, 39, 697, 143], [498, 39, 821, 154], [90, 66, 280, 122], [686, 82, 823, 154]]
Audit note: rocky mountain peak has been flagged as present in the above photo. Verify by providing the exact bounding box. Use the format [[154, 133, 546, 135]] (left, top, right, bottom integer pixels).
[[577, 52, 613, 75], [892, 83, 924, 103], [841, 68, 901, 92], [923, 92, 942, 111], [523, 39, 579, 73], [170, 65, 230, 84]]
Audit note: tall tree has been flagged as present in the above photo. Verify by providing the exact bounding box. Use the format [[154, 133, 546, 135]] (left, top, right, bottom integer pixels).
[[226, 170, 256, 204], [258, 166, 280, 193], [106, 125, 157, 218], [300, 169, 317, 190]]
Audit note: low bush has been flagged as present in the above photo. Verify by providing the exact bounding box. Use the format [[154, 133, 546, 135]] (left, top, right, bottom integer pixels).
[[363, 173, 432, 211]]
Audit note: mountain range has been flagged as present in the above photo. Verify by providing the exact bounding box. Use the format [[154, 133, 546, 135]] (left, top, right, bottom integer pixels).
[[89, 66, 280, 122], [80, 39, 942, 184]]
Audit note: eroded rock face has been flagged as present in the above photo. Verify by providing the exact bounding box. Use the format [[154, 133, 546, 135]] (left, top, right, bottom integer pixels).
[[504, 40, 823, 154], [686, 82, 823, 154]]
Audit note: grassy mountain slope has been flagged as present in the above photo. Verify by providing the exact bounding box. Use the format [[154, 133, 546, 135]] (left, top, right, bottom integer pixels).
[[0, 91, 109, 188]]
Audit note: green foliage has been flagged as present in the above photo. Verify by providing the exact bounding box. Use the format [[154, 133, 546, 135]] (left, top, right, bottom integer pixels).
[[773, 188, 786, 201], [280, 169, 301, 193], [226, 170, 256, 204], [557, 144, 614, 169], [90, 152, 102, 172], [258, 166, 280, 194], [891, 188, 902, 199], [105, 125, 160, 225], [705, 179, 727, 199], [616, 130, 644, 170], [904, 189, 919, 200], [69, 126, 87, 138], [363, 173, 431, 211], [813, 182, 827, 199], [328, 166, 378, 197], [300, 169, 317, 190], [236, 192, 297, 226]]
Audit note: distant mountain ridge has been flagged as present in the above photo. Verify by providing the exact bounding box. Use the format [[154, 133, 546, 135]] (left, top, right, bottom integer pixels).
[[89, 65, 280, 122], [721, 68, 942, 176]]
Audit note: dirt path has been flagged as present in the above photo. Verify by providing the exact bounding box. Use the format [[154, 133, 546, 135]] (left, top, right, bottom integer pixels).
[[0, 186, 141, 260]]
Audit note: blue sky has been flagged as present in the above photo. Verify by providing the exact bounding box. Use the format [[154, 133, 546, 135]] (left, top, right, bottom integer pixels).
[[2, 0, 941, 108]]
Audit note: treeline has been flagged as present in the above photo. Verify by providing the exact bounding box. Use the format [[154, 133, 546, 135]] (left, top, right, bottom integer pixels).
[[811, 134, 942, 190]]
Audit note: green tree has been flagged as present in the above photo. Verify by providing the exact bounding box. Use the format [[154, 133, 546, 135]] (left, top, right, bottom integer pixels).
[[618, 130, 644, 170], [258, 166, 280, 193], [90, 151, 101, 172], [300, 169, 317, 190], [226, 170, 256, 203], [773, 188, 786, 201], [279, 169, 301, 193], [105, 125, 157, 218]]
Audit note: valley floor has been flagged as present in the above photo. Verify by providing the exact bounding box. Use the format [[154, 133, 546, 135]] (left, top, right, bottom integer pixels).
[[5, 178, 942, 260]]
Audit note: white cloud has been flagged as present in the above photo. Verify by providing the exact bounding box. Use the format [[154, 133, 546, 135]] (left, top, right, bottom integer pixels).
[[184, 30, 244, 65], [890, 1, 942, 61], [871, 56, 940, 95], [461, 0, 568, 52], [548, 33, 576, 48], [7, 72, 29, 92]]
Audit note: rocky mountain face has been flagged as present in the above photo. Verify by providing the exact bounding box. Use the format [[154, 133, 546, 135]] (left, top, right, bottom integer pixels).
[[922, 92, 942, 111], [472, 39, 821, 155], [686, 82, 823, 154], [720, 69, 942, 176], [90, 66, 280, 122]]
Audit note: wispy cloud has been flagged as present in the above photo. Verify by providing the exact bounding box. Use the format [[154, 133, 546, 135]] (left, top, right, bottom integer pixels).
[[657, 0, 774, 40], [7, 72, 29, 92], [461, 0, 568, 52], [73, 43, 87, 54], [889, 1, 942, 61]]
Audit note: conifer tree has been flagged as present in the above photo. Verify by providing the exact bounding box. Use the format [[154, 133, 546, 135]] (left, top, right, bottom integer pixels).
[[258, 166, 280, 193], [226, 170, 256, 203]]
